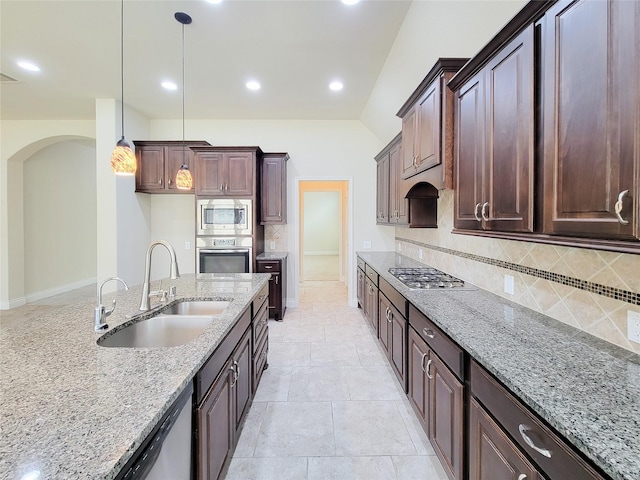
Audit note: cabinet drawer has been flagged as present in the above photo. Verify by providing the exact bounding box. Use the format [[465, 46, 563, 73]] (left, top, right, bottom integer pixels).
[[380, 277, 407, 318], [471, 360, 606, 480], [252, 283, 269, 317], [257, 260, 281, 273], [365, 264, 379, 285], [195, 307, 251, 405], [408, 304, 464, 380], [253, 300, 269, 354]]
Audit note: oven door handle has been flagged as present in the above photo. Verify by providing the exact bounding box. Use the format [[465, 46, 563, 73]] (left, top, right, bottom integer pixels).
[[199, 249, 250, 254]]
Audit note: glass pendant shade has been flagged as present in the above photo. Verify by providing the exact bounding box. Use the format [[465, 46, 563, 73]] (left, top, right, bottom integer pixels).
[[111, 138, 137, 175], [176, 163, 193, 189]]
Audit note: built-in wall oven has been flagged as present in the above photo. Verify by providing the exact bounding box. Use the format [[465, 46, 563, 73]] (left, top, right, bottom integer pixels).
[[197, 236, 253, 274], [197, 198, 252, 236]]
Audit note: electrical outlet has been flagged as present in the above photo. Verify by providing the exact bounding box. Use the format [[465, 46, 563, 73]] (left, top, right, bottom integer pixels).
[[397, 243, 402, 252], [270, 241, 276, 250], [628, 311, 640, 344], [184, 241, 191, 250], [504, 275, 515, 295], [363, 241, 372, 249], [418, 248, 424, 259]]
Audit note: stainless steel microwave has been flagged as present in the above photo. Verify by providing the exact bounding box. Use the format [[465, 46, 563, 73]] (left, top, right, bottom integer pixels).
[[197, 198, 252, 236]]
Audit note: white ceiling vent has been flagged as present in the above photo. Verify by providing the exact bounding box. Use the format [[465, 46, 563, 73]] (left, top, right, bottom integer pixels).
[[1, 73, 18, 83]]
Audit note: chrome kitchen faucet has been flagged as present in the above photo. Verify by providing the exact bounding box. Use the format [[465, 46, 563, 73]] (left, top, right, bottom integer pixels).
[[94, 277, 130, 331], [139, 240, 180, 311]]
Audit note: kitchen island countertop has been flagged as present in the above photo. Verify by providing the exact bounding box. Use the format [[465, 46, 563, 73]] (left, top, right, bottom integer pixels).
[[0, 273, 270, 480], [358, 251, 640, 480]]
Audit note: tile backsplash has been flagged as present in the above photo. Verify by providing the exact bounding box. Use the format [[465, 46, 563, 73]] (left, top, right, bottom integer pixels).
[[396, 190, 640, 354]]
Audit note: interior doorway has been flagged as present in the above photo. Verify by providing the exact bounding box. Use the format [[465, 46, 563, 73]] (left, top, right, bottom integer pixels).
[[298, 180, 349, 283]]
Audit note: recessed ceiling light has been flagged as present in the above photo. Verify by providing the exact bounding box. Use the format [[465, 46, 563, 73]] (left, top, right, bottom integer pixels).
[[206, 0, 223, 3], [17, 61, 40, 72], [329, 81, 344, 91], [341, 0, 360, 5], [246, 80, 261, 91], [161, 81, 178, 90]]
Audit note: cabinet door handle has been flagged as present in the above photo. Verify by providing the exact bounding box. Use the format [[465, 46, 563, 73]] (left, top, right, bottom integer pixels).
[[168, 178, 172, 185], [225, 184, 229, 191], [158, 179, 163, 185], [229, 363, 237, 387], [423, 328, 435, 339], [425, 359, 433, 379], [481, 202, 490, 221], [517, 475, 527, 480], [275, 276, 279, 285], [220, 184, 224, 190], [474, 203, 482, 222], [234, 361, 240, 383], [386, 307, 392, 323], [518, 424, 552, 458], [614, 189, 629, 225], [420, 352, 428, 373]]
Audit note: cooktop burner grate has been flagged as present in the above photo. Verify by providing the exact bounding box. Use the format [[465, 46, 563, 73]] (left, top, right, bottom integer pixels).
[[388, 267, 472, 290]]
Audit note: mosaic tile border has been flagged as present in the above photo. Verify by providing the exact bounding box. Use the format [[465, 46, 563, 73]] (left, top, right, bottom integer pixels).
[[396, 236, 640, 307]]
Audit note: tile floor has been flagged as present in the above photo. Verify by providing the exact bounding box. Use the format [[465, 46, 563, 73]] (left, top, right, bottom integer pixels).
[[224, 281, 448, 480]]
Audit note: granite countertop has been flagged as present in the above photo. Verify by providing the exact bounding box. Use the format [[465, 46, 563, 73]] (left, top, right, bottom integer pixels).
[[256, 251, 288, 260], [357, 252, 640, 480], [0, 273, 270, 480]]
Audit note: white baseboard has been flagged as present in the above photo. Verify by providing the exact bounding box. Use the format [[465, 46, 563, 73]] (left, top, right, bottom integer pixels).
[[24, 277, 96, 304], [0, 296, 27, 310]]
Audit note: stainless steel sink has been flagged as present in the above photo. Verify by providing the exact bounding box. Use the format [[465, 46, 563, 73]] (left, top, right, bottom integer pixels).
[[98, 314, 215, 348], [163, 300, 230, 316]]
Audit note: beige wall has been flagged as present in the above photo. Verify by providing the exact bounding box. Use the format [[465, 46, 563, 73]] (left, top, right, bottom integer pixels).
[[303, 191, 340, 254], [23, 140, 97, 299]]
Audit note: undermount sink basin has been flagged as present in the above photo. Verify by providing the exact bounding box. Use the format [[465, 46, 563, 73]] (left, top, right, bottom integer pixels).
[[163, 300, 230, 316], [98, 314, 215, 348]]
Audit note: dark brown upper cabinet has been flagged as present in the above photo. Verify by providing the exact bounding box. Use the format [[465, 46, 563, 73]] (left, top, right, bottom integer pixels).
[[453, 26, 535, 233], [375, 133, 407, 225], [541, 0, 639, 242], [397, 58, 469, 191], [191, 146, 262, 198], [133, 140, 210, 193], [260, 153, 289, 224]]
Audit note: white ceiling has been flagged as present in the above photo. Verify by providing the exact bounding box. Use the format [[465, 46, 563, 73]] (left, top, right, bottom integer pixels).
[[0, 0, 411, 121]]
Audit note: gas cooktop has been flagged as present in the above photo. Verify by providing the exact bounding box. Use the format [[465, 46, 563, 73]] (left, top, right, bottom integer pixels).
[[388, 267, 475, 290]]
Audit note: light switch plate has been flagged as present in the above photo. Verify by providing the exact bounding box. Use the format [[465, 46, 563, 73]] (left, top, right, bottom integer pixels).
[[418, 248, 423, 259], [270, 241, 276, 250], [363, 241, 371, 249], [504, 275, 515, 295], [628, 311, 640, 344], [184, 241, 191, 250], [397, 243, 402, 252]]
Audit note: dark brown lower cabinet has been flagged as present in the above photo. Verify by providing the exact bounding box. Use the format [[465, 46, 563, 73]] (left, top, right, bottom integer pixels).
[[363, 275, 378, 334], [379, 292, 407, 390], [407, 326, 463, 480], [197, 360, 234, 480], [469, 397, 543, 480], [232, 328, 252, 432], [256, 257, 287, 320]]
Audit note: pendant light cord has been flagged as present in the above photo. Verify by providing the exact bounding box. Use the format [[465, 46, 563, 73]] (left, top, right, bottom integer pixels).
[[182, 21, 186, 164], [120, 0, 125, 140]]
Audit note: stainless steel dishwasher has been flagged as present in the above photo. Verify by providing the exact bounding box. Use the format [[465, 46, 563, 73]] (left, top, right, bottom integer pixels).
[[116, 383, 193, 480]]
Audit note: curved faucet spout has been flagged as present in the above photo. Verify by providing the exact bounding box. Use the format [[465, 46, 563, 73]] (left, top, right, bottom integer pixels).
[[139, 240, 181, 311], [94, 277, 129, 331]]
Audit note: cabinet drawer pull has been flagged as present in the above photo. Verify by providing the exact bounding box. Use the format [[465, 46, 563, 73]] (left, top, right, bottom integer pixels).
[[518, 424, 552, 458], [425, 359, 433, 379], [386, 307, 392, 323], [423, 328, 435, 339], [517, 475, 527, 480], [614, 189, 629, 225], [420, 352, 428, 373], [264, 265, 273, 269], [474, 203, 482, 222], [481, 202, 490, 221]]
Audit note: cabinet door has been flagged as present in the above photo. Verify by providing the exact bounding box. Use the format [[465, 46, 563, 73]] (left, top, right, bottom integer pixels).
[[196, 152, 225, 196], [364, 277, 379, 336], [233, 329, 252, 433], [135, 145, 165, 192], [197, 363, 234, 480], [484, 25, 534, 232], [226, 152, 254, 196], [378, 293, 392, 356], [376, 153, 390, 224], [166, 145, 195, 191], [261, 155, 286, 224], [408, 328, 429, 429], [389, 141, 408, 224], [357, 268, 365, 308], [430, 353, 464, 480], [454, 70, 485, 231], [417, 80, 441, 173], [390, 305, 407, 391], [469, 397, 543, 480], [401, 107, 418, 179], [542, 0, 639, 239]]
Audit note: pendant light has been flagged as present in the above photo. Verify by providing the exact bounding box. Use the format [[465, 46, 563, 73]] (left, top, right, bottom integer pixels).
[[175, 12, 193, 190], [111, 0, 137, 175]]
